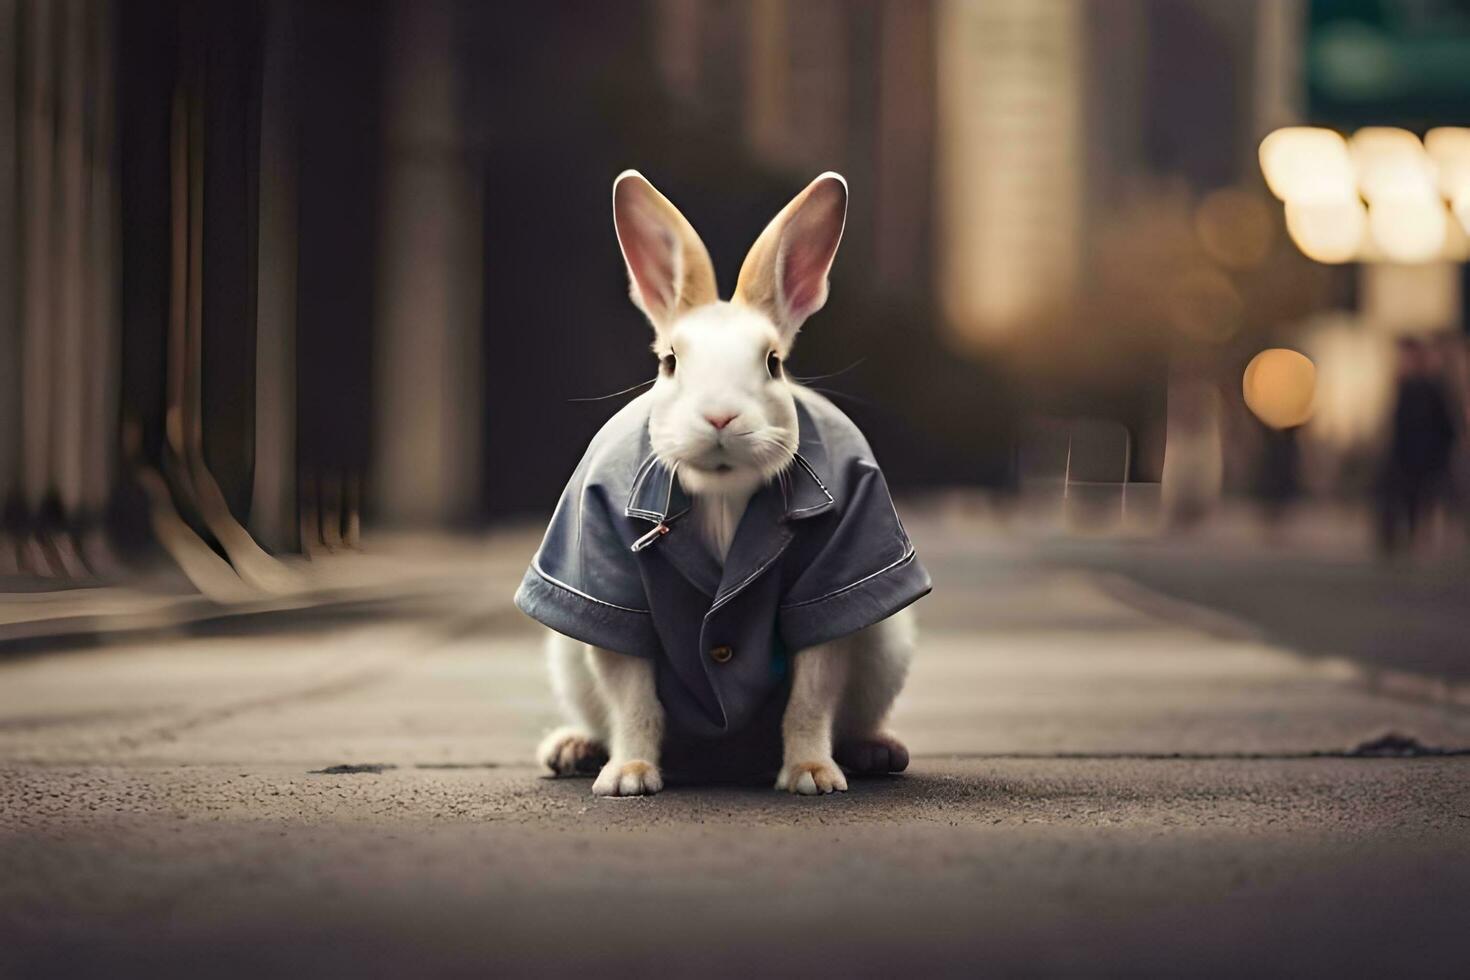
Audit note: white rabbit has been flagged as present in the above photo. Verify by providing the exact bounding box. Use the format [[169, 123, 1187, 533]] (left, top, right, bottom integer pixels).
[[519, 171, 929, 797]]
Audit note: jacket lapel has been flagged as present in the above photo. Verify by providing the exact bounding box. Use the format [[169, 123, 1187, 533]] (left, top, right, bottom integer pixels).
[[709, 484, 794, 613], [625, 457, 722, 596]]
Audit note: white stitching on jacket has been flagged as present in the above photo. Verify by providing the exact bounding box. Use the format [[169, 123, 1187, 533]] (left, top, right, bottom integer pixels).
[[777, 547, 917, 609], [529, 559, 652, 614]]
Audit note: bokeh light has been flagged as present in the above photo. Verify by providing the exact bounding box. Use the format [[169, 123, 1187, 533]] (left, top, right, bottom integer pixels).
[[1265, 125, 1470, 266], [1439, 205, 1470, 260], [1349, 127, 1437, 204], [1302, 317, 1393, 449], [1243, 348, 1316, 430], [1454, 187, 1470, 237], [1284, 198, 1365, 263], [1368, 198, 1448, 264], [1425, 127, 1470, 200], [1258, 127, 1356, 204]]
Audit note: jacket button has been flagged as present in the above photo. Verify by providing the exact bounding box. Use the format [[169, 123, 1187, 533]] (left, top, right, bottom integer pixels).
[[709, 644, 734, 664]]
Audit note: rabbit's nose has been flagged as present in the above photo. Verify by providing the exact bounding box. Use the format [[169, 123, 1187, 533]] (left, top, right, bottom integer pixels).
[[705, 413, 737, 431]]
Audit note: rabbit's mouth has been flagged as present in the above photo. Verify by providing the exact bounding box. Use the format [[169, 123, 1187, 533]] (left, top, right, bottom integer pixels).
[[657, 425, 796, 485], [682, 457, 735, 475]]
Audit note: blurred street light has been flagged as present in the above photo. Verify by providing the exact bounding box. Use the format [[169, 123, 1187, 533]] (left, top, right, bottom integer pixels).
[[1454, 188, 1470, 238], [1301, 316, 1394, 450], [1350, 127, 1437, 204], [1368, 198, 1446, 263], [1259, 127, 1356, 205], [1284, 198, 1366, 264], [1243, 348, 1316, 430], [1424, 127, 1470, 201], [1263, 125, 1466, 265]]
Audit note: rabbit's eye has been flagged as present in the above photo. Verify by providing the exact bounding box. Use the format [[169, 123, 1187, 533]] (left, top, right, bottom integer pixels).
[[766, 351, 782, 379], [661, 354, 677, 376]]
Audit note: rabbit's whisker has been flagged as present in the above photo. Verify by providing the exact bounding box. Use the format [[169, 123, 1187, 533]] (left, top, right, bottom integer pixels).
[[804, 386, 876, 409], [568, 377, 656, 403], [792, 359, 865, 385]]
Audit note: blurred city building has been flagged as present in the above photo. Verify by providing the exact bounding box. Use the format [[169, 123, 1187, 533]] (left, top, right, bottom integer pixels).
[[1, 0, 1467, 593]]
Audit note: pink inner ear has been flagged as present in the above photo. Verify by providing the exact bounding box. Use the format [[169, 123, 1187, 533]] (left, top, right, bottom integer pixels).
[[779, 185, 845, 322], [781, 242, 830, 319], [622, 205, 679, 315]]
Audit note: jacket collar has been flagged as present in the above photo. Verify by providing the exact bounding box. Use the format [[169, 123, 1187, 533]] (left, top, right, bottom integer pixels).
[[624, 453, 693, 524], [775, 453, 835, 519]]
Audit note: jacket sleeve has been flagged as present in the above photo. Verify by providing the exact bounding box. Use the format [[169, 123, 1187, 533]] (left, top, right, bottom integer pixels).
[[776, 459, 931, 651], [513, 470, 662, 658]]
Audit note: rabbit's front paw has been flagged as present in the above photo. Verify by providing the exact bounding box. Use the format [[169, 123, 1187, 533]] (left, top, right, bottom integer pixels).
[[538, 727, 609, 776], [835, 732, 910, 775], [592, 759, 663, 797], [776, 759, 848, 795]]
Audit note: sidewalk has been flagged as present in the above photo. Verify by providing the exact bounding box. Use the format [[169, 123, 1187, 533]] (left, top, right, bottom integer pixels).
[[0, 529, 539, 652], [4, 515, 1468, 765]]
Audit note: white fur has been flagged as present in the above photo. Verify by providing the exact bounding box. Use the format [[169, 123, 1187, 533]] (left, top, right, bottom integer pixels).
[[587, 646, 664, 797], [775, 609, 915, 794], [537, 171, 914, 797], [691, 487, 754, 561], [544, 631, 608, 736]]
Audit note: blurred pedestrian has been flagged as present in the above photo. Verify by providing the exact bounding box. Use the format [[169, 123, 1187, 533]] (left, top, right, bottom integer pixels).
[[1433, 332, 1470, 544], [1377, 336, 1459, 555], [1256, 422, 1301, 536]]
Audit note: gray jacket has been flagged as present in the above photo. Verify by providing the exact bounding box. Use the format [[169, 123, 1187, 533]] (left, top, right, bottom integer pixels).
[[514, 389, 931, 739]]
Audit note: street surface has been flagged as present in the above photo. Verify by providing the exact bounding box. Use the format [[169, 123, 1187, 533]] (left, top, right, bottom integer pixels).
[[2, 515, 1468, 977]]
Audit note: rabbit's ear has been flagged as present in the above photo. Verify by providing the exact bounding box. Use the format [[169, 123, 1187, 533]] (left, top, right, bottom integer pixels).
[[733, 172, 847, 346], [612, 171, 718, 337]]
